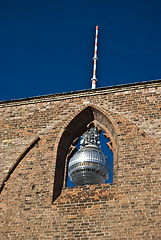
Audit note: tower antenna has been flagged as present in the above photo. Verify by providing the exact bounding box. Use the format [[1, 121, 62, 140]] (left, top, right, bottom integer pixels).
[[91, 25, 98, 89]]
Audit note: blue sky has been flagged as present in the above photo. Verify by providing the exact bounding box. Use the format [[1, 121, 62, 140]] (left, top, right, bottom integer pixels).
[[1, 0, 161, 101]]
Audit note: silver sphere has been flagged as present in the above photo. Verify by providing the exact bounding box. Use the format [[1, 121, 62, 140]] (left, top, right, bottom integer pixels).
[[68, 126, 111, 186]]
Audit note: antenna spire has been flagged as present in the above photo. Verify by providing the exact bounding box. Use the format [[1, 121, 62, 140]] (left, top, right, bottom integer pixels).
[[91, 25, 98, 89]]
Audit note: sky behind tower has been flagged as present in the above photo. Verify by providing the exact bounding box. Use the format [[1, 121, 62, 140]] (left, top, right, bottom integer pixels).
[[1, 0, 161, 101]]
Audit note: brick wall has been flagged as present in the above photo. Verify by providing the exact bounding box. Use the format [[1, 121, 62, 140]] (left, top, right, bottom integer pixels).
[[0, 80, 161, 239]]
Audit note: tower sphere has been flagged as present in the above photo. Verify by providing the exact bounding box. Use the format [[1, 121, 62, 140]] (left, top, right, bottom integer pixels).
[[68, 126, 111, 186]]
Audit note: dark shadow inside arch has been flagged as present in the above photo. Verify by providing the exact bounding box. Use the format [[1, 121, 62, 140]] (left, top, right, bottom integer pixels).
[[52, 106, 116, 202]]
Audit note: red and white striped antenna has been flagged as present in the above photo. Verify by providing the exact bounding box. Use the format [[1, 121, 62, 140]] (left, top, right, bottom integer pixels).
[[91, 25, 98, 89]]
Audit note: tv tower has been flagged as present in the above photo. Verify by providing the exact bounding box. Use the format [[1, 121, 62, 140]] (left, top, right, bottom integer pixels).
[[68, 125, 111, 186], [91, 25, 99, 89]]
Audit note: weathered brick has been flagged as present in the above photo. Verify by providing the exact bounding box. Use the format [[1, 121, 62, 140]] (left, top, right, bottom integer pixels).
[[0, 79, 161, 239]]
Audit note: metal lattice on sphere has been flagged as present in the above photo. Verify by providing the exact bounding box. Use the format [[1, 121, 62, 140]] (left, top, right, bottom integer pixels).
[[68, 126, 111, 186]]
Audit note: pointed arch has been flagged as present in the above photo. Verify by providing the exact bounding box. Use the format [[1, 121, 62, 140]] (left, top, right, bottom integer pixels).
[[52, 106, 118, 202]]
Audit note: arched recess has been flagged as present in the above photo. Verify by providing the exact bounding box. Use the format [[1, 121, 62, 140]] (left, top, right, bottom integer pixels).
[[52, 106, 118, 202]]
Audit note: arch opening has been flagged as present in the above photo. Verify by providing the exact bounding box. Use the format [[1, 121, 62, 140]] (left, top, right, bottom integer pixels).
[[52, 106, 117, 202]]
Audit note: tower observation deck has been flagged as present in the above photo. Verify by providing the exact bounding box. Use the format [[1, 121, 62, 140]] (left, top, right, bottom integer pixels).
[[68, 126, 111, 186]]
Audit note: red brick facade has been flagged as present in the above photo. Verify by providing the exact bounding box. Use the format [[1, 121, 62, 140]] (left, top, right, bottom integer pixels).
[[0, 80, 161, 239]]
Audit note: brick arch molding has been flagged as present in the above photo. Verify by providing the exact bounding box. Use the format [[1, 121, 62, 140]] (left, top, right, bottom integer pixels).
[[0, 137, 40, 193]]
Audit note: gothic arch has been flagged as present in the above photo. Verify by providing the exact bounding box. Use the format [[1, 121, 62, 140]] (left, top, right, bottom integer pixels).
[[52, 105, 118, 202]]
